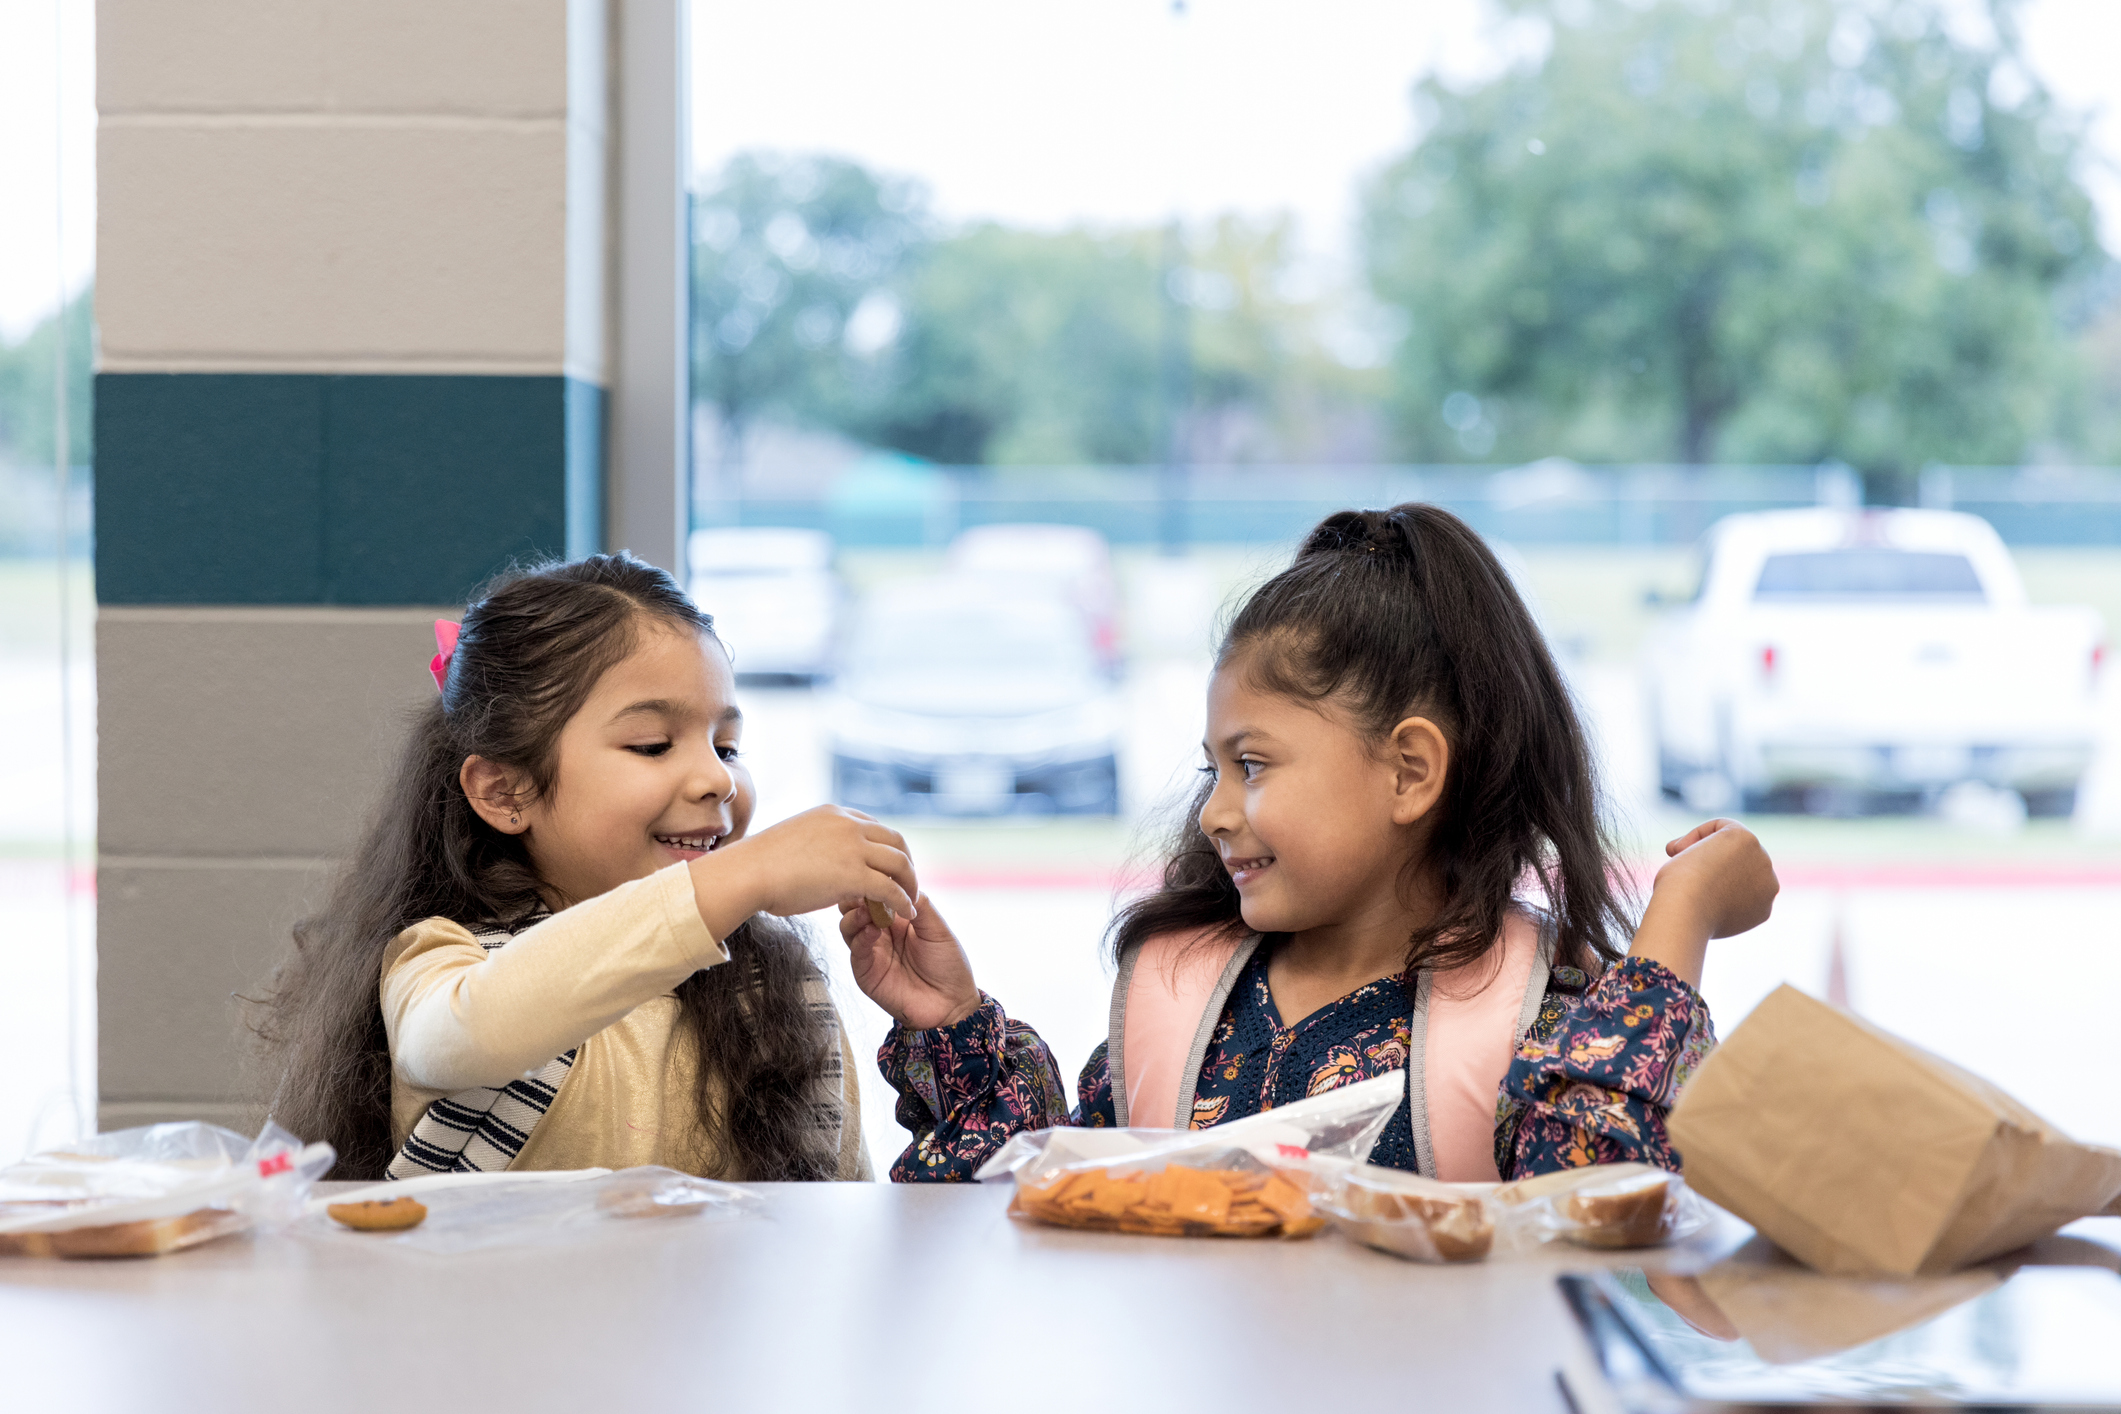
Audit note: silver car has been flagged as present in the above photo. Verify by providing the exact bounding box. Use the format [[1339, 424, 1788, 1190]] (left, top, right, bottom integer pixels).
[[828, 576, 1122, 817], [689, 528, 842, 682]]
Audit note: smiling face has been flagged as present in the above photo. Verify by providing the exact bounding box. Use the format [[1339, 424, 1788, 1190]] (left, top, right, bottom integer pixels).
[[1198, 651, 1446, 940], [511, 622, 754, 907]]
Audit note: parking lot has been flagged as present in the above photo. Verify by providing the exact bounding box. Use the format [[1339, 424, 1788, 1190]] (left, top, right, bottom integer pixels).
[[5, 543, 2121, 1165], [727, 532, 2121, 1161], [739, 649, 2121, 1166]]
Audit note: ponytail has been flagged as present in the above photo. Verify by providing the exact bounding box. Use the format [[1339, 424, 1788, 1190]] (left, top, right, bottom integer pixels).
[[1110, 503, 1630, 980]]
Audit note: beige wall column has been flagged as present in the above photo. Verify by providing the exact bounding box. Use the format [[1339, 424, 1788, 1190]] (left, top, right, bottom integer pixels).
[[94, 1, 620, 1129]]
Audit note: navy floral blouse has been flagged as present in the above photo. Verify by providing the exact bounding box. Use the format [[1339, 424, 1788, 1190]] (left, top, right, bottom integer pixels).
[[879, 944, 1715, 1184]]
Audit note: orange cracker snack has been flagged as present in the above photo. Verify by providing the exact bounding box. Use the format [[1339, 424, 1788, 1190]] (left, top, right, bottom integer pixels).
[[1254, 1173, 1316, 1227], [1072, 1173, 1146, 1220], [1010, 1164, 1318, 1239], [1149, 1166, 1233, 1224]]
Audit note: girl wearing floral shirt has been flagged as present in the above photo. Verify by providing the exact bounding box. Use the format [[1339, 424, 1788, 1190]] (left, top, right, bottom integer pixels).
[[839, 505, 1778, 1183]]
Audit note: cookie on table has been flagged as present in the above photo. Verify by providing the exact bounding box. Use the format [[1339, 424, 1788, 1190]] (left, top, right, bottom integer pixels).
[[327, 1197, 428, 1231]]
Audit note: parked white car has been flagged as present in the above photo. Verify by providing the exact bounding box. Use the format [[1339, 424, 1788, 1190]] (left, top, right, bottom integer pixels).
[[688, 528, 842, 682], [1646, 508, 2103, 814], [947, 523, 1123, 674], [828, 575, 1122, 817]]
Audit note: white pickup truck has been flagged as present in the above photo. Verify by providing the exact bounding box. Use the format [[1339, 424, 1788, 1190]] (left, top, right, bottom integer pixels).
[[1646, 508, 2104, 815]]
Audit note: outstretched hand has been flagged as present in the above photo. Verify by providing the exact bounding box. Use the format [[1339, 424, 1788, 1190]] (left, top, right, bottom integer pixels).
[[838, 892, 983, 1032], [689, 805, 918, 944]]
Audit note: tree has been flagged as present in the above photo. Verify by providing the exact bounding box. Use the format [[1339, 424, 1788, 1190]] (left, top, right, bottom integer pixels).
[[848, 213, 1379, 466], [0, 287, 93, 469], [1362, 0, 2105, 494], [2053, 276, 2121, 462], [855, 222, 1166, 465], [691, 154, 927, 474], [1179, 214, 1389, 465], [695, 152, 1386, 469]]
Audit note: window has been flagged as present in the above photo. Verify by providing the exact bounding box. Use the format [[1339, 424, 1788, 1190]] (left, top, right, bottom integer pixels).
[[683, 0, 2121, 1157], [1754, 550, 1986, 601], [0, 0, 96, 1163]]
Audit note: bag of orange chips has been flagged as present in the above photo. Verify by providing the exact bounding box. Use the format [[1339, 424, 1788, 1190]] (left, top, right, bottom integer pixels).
[[1012, 1156, 1323, 1238], [977, 1072, 1404, 1240]]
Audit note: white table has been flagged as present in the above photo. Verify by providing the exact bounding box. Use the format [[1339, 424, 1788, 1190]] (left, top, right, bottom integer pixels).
[[2, 1182, 2114, 1413]]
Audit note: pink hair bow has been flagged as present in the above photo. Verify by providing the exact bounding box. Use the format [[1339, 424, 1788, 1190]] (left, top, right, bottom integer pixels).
[[429, 619, 461, 692]]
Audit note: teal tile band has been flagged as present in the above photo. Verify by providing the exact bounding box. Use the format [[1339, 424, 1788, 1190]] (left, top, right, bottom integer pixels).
[[96, 372, 606, 605], [96, 374, 327, 602], [564, 375, 605, 560]]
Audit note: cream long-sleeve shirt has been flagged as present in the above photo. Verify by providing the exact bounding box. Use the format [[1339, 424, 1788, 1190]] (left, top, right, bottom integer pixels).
[[381, 862, 871, 1180]]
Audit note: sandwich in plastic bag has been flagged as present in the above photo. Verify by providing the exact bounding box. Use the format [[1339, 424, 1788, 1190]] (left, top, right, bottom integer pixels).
[[0, 1120, 335, 1259], [975, 1071, 1403, 1239], [1491, 1161, 1709, 1250], [1315, 1165, 1496, 1263], [1318, 1161, 1708, 1264]]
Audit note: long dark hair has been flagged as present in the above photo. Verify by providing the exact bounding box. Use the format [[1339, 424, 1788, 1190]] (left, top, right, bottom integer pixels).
[[1110, 503, 1631, 981], [253, 553, 837, 1181]]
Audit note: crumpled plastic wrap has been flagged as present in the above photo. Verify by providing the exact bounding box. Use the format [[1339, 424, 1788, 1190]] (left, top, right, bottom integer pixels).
[[304, 1165, 761, 1255], [0, 1121, 336, 1259], [1319, 1160, 1710, 1264]]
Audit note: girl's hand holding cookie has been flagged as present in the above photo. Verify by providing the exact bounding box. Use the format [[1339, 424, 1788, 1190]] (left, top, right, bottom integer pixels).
[[839, 892, 983, 1031], [690, 805, 919, 943]]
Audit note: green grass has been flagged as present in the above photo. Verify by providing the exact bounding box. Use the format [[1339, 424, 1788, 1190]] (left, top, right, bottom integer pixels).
[[886, 808, 2121, 878], [1511, 545, 1698, 664], [0, 840, 88, 862], [1629, 804, 2121, 867], [0, 557, 92, 655], [2013, 548, 2121, 639]]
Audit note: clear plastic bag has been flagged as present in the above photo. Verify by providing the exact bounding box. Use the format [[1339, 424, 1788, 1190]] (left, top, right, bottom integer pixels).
[[1491, 1161, 1708, 1251], [305, 1166, 761, 1255], [975, 1071, 1404, 1239], [1321, 1160, 1709, 1264], [1315, 1165, 1496, 1264], [0, 1121, 336, 1259]]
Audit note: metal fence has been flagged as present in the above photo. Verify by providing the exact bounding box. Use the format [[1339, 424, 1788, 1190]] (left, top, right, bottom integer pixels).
[[698, 462, 2121, 549], [1918, 466, 2121, 546]]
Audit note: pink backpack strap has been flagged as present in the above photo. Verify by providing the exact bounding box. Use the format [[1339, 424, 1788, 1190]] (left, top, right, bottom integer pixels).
[[1109, 928, 1258, 1128], [1412, 906, 1554, 1181], [1109, 911, 1553, 1179]]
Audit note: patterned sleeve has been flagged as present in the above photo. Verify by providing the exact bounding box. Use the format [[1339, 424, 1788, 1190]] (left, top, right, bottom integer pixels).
[[877, 993, 1073, 1182], [1494, 957, 1716, 1180], [1075, 1041, 1119, 1128]]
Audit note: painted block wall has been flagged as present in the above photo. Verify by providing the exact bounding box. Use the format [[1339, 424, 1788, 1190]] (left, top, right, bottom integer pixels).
[[95, 0, 610, 1129]]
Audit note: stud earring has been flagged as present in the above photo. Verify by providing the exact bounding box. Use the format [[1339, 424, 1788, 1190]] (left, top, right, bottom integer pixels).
[[509, 810, 521, 827]]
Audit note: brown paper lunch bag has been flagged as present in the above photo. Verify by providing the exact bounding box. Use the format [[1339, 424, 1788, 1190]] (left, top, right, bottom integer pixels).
[[1667, 984, 2121, 1277]]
